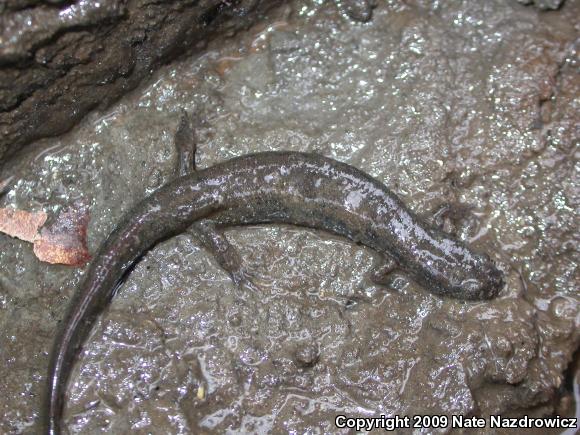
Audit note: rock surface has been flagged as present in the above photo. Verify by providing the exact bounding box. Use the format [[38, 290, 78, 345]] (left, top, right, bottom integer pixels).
[[0, 0, 567, 165], [0, 0, 282, 163]]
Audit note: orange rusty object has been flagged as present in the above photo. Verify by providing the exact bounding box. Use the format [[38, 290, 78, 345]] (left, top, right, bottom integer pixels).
[[0, 205, 90, 266]]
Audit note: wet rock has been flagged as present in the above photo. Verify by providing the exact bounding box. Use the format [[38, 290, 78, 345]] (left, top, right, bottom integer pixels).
[[0, 0, 283, 164]]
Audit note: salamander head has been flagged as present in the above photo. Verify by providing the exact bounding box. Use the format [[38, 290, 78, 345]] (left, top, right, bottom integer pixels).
[[446, 252, 504, 300]]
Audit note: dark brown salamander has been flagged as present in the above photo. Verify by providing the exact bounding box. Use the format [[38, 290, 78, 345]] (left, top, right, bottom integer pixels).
[[44, 132, 503, 434]]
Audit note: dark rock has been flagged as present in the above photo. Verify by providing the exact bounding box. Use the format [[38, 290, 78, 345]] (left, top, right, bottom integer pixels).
[[0, 0, 282, 164], [517, 0, 565, 10], [339, 0, 377, 23]]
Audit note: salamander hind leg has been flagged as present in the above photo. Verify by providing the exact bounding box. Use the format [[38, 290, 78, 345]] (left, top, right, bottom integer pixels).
[[187, 222, 260, 292], [368, 255, 398, 286]]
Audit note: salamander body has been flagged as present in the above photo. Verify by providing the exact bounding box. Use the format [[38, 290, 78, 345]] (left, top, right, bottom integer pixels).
[[45, 151, 503, 433]]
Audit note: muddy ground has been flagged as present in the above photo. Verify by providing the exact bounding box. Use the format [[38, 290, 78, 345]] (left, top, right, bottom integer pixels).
[[0, 0, 579, 433]]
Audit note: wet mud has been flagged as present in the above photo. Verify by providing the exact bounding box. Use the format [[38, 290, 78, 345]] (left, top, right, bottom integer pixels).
[[0, 0, 578, 433]]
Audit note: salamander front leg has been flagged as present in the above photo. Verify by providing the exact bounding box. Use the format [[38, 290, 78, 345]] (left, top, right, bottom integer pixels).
[[174, 109, 199, 176], [368, 255, 398, 286]]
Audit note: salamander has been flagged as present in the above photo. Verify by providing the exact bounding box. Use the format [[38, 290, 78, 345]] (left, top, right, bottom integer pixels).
[[44, 129, 503, 434]]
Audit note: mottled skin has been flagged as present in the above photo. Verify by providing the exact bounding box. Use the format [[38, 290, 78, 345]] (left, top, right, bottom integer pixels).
[[45, 151, 503, 434]]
